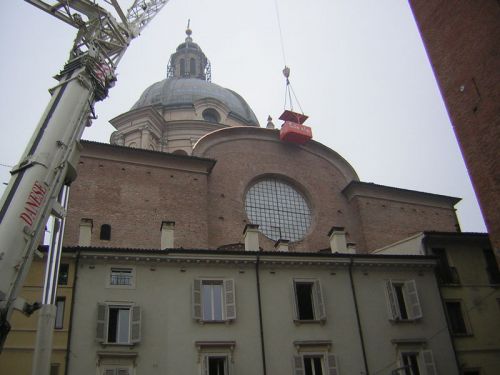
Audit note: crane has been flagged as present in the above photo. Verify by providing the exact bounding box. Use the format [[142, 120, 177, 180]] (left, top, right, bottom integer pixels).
[[0, 0, 169, 361]]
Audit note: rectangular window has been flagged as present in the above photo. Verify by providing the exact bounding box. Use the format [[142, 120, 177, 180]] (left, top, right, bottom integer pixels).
[[386, 280, 422, 321], [398, 350, 436, 375], [58, 263, 69, 285], [110, 268, 133, 286], [432, 248, 460, 284], [50, 364, 59, 375], [192, 279, 236, 322], [96, 303, 141, 345], [293, 280, 326, 322], [401, 353, 420, 375], [55, 297, 65, 329], [202, 281, 224, 321], [293, 354, 338, 375], [445, 301, 468, 335], [483, 248, 500, 284], [108, 307, 130, 343], [205, 356, 228, 375]]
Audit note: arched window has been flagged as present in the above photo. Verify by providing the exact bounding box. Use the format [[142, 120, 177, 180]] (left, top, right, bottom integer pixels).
[[179, 58, 185, 76], [190, 58, 196, 76], [100, 224, 111, 241], [172, 149, 188, 156], [202, 108, 220, 123]]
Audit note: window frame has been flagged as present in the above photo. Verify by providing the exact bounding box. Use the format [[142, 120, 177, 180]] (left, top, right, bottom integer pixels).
[[292, 279, 326, 323], [100, 224, 112, 241], [107, 266, 135, 289], [54, 297, 65, 330], [96, 303, 141, 345], [444, 300, 471, 336], [386, 280, 422, 321], [293, 352, 338, 375], [58, 263, 69, 286], [203, 354, 229, 375], [397, 349, 437, 375], [192, 279, 236, 323]]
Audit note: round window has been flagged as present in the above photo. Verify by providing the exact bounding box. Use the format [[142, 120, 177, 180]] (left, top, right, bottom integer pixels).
[[244, 178, 312, 242], [202, 108, 220, 123]]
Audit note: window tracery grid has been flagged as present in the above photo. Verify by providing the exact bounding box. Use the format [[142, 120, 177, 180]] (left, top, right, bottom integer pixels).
[[245, 179, 311, 242]]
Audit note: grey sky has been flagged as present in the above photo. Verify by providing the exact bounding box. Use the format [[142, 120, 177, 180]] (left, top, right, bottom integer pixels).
[[0, 0, 485, 233]]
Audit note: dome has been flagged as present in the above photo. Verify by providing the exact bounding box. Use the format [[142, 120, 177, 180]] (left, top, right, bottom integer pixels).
[[131, 78, 259, 126]]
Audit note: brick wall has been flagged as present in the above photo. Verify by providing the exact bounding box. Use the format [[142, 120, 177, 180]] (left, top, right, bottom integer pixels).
[[409, 0, 500, 255]]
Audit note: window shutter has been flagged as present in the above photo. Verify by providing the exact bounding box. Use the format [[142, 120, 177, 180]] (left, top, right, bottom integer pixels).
[[293, 355, 304, 375], [404, 280, 423, 319], [193, 279, 202, 320], [117, 369, 130, 375], [202, 355, 209, 375], [326, 354, 339, 375], [96, 303, 108, 342], [385, 281, 399, 320], [103, 369, 115, 375], [292, 281, 299, 320], [422, 350, 437, 375], [314, 280, 327, 321], [224, 279, 236, 320], [130, 305, 141, 343]]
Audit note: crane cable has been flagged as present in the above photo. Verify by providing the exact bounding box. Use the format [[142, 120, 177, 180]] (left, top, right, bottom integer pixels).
[[274, 0, 304, 114]]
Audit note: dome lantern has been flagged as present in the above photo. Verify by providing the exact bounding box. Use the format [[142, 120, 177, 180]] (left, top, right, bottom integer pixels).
[[166, 23, 211, 81]]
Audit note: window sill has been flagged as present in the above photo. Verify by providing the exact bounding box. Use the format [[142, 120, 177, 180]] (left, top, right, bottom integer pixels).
[[293, 319, 326, 325], [100, 342, 136, 347], [198, 319, 234, 325], [452, 332, 473, 338], [389, 318, 421, 324]]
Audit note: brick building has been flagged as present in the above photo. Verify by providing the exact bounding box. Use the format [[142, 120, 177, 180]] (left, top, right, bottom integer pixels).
[[63, 28, 462, 255], [408, 0, 500, 258]]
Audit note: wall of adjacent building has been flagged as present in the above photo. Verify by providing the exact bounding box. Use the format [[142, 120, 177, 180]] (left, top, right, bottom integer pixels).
[[66, 250, 458, 375], [0, 255, 75, 375], [408, 0, 500, 258]]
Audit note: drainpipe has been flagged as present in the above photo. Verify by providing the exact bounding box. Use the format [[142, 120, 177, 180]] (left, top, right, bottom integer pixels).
[[255, 254, 267, 375], [64, 250, 80, 375], [349, 257, 369, 375]]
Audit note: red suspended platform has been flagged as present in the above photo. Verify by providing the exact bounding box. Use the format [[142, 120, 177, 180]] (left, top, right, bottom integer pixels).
[[279, 110, 312, 145]]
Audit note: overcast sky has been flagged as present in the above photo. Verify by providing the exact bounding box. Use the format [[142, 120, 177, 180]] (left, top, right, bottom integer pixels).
[[0, 0, 486, 233]]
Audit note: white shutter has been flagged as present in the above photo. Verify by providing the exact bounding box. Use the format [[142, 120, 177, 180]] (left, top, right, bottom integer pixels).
[[422, 350, 437, 375], [96, 303, 108, 342], [314, 280, 327, 321], [193, 279, 202, 320], [293, 355, 304, 375], [404, 280, 423, 320], [224, 279, 236, 320], [103, 369, 115, 375], [117, 369, 130, 375], [326, 354, 339, 375], [385, 281, 400, 320], [130, 305, 141, 343]]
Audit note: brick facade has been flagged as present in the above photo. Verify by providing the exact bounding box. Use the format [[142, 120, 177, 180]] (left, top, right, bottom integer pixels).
[[409, 0, 500, 255], [64, 128, 460, 253]]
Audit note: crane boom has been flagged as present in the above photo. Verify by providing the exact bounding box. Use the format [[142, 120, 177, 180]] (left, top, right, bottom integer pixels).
[[0, 0, 169, 350]]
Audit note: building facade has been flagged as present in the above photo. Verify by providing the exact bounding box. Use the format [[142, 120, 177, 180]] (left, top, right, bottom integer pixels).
[[0, 251, 76, 375], [375, 232, 500, 375], [64, 244, 458, 375]]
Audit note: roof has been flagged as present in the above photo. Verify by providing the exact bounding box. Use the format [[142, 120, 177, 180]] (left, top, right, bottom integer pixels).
[[131, 78, 259, 126]]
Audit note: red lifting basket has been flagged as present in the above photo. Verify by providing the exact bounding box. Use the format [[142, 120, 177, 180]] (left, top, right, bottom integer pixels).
[[279, 110, 312, 145]]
